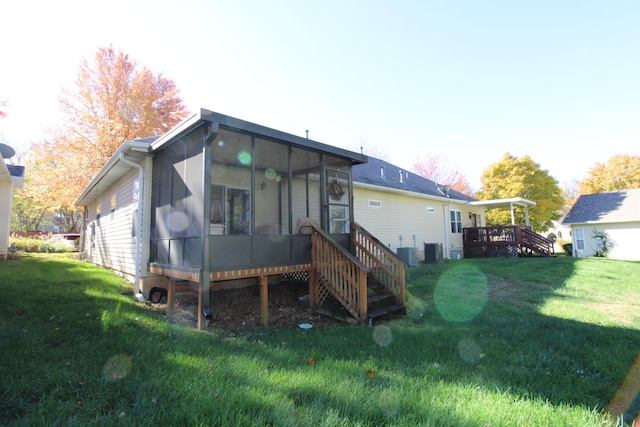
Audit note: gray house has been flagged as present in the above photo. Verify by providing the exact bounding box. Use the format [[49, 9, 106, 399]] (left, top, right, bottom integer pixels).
[[563, 188, 640, 260], [75, 109, 407, 328]]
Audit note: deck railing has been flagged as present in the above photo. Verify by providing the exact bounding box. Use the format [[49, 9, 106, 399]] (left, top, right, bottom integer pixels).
[[352, 222, 406, 304], [310, 223, 369, 322], [463, 225, 554, 257]]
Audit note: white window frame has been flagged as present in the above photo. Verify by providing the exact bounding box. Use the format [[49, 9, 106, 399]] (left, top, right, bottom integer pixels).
[[450, 210, 462, 234], [574, 227, 585, 251]]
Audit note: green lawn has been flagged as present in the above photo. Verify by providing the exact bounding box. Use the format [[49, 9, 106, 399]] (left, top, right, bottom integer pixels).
[[1, 254, 639, 426]]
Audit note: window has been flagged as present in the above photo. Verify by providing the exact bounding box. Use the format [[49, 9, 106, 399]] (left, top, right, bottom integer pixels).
[[326, 169, 350, 234], [368, 200, 382, 208], [450, 210, 462, 234], [574, 228, 585, 251], [96, 202, 101, 223]]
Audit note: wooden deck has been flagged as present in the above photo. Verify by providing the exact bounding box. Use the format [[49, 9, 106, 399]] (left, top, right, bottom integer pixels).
[[463, 226, 554, 258], [150, 223, 406, 329]]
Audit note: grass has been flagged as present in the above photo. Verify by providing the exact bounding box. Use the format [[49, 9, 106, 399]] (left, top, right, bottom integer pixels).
[[1, 254, 639, 426]]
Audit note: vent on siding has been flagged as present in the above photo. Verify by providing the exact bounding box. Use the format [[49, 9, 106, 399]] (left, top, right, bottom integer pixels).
[[368, 200, 382, 208], [426, 207, 435, 213]]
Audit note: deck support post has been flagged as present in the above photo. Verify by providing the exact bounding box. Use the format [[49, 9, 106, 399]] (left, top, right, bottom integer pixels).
[[260, 275, 269, 326], [167, 278, 176, 314]]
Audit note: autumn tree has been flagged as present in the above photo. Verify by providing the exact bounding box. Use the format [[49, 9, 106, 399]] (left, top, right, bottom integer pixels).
[[475, 153, 564, 231], [0, 98, 7, 118], [26, 46, 189, 231], [412, 153, 473, 196], [578, 153, 640, 195]]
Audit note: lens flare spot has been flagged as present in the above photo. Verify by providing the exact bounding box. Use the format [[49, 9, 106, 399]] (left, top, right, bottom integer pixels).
[[165, 211, 190, 233], [217, 140, 225, 147], [379, 389, 401, 417], [265, 168, 277, 180], [103, 354, 132, 381], [434, 264, 488, 322], [457, 338, 484, 365], [372, 325, 393, 348], [237, 150, 252, 165], [275, 175, 282, 182]]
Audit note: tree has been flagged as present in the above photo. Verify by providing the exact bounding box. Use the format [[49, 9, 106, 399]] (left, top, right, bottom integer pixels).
[[349, 141, 389, 161], [412, 153, 473, 196], [475, 153, 564, 231], [0, 98, 7, 118], [27, 46, 190, 231], [578, 153, 640, 195]]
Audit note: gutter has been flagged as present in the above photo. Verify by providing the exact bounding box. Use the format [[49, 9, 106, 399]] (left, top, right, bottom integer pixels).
[[118, 148, 146, 297]]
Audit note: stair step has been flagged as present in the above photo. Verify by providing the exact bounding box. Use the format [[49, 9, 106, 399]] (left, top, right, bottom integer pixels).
[[367, 304, 406, 324], [367, 293, 394, 304]]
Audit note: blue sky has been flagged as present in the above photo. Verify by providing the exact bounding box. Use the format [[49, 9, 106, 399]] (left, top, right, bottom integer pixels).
[[1, 1, 639, 191]]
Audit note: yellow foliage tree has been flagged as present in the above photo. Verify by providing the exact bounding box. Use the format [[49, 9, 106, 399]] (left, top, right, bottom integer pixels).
[[475, 153, 565, 231], [579, 153, 640, 195], [25, 46, 190, 231]]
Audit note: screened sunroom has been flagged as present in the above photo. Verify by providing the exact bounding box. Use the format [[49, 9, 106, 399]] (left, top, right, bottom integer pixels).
[[148, 110, 366, 277]]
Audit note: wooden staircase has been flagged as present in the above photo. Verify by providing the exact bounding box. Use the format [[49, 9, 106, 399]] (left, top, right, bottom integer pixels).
[[308, 222, 406, 325], [365, 273, 406, 326]]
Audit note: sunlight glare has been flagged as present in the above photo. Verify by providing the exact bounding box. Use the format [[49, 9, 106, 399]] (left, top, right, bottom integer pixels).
[[372, 325, 393, 348], [434, 264, 488, 322]]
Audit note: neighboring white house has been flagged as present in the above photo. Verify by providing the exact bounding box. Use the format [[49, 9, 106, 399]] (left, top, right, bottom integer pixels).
[[0, 144, 24, 258], [353, 156, 484, 262], [562, 188, 640, 261]]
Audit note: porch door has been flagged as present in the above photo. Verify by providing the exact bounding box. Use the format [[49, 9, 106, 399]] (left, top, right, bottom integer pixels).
[[326, 169, 350, 234]]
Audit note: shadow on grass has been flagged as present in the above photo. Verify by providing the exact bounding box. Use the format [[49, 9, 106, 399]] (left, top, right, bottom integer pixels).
[[1, 255, 637, 425]]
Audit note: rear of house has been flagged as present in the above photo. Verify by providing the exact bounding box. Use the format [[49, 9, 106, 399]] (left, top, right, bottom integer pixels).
[[563, 189, 640, 261], [76, 110, 408, 328], [353, 156, 483, 262]]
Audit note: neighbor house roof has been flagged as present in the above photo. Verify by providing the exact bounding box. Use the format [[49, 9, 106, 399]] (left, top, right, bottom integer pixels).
[[1, 163, 25, 187], [352, 156, 476, 203], [562, 188, 640, 225]]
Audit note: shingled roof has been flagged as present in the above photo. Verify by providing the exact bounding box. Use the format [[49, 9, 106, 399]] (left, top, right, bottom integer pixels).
[[562, 188, 640, 224], [352, 156, 476, 202]]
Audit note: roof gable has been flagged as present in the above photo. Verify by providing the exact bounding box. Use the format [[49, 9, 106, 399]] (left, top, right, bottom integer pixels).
[[353, 157, 475, 202], [563, 188, 640, 224]]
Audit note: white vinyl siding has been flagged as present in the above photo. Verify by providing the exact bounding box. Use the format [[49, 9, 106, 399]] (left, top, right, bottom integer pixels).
[[82, 169, 143, 279], [353, 187, 446, 258], [0, 180, 12, 256], [571, 222, 640, 261]]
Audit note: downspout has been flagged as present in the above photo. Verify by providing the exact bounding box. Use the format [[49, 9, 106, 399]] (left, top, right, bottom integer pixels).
[[442, 201, 451, 259], [119, 149, 144, 297]]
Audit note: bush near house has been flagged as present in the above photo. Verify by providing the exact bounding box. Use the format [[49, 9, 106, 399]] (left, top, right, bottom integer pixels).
[[562, 242, 573, 256], [9, 233, 75, 253]]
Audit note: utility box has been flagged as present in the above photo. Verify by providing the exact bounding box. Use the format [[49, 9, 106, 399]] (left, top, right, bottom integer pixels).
[[396, 247, 418, 267], [424, 243, 443, 263], [451, 250, 462, 259]]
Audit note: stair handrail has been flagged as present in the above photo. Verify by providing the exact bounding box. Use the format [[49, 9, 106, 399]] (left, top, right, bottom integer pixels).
[[309, 223, 370, 322], [520, 227, 554, 256], [352, 222, 406, 305]]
